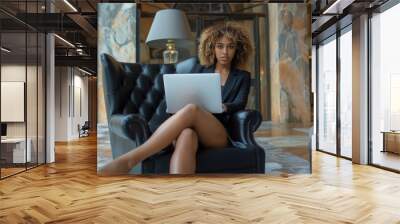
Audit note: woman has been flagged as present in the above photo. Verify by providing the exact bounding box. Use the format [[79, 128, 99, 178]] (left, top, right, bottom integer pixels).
[[100, 22, 253, 175]]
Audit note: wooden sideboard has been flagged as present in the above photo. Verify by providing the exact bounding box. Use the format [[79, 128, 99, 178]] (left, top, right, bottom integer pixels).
[[382, 131, 400, 154]]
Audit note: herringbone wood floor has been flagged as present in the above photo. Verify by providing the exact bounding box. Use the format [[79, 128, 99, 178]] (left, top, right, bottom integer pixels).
[[1, 135, 400, 223]]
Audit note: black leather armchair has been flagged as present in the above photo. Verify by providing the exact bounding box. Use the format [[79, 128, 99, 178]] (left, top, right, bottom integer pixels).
[[78, 121, 90, 138], [101, 53, 265, 173]]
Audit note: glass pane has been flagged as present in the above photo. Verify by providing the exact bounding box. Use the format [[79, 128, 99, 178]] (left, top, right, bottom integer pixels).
[[371, 3, 400, 171], [1, 31, 27, 177], [0, 1, 46, 179], [26, 0, 40, 170], [27, 31, 38, 169], [340, 28, 352, 158], [38, 32, 46, 165], [317, 36, 337, 154]]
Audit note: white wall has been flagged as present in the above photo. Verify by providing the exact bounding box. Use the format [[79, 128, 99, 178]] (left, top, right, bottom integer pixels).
[[55, 67, 69, 141], [45, 6, 56, 164], [54, 67, 89, 141], [74, 73, 89, 135]]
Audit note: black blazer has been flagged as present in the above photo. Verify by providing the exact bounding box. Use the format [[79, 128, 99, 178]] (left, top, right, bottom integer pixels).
[[191, 63, 251, 126]]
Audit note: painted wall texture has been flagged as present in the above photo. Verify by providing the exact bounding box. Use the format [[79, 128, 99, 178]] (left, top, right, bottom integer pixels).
[[269, 4, 311, 125]]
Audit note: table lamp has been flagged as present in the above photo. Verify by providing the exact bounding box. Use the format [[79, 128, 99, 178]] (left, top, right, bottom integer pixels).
[[146, 9, 193, 64]]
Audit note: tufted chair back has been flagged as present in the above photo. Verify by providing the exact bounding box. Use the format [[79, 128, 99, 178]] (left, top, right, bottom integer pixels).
[[101, 54, 197, 134]]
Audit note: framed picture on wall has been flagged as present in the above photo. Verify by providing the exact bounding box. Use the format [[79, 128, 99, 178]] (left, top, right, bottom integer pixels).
[[1, 81, 25, 122]]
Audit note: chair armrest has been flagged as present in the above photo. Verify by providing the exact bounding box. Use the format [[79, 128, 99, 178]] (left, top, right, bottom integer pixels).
[[227, 109, 262, 148], [109, 114, 150, 145]]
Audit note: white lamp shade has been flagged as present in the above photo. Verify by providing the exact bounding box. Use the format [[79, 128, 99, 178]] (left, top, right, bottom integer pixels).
[[145, 9, 194, 49]]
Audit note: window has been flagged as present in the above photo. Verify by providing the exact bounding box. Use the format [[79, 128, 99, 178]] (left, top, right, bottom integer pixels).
[[317, 36, 337, 154], [370, 3, 400, 171], [339, 27, 352, 158]]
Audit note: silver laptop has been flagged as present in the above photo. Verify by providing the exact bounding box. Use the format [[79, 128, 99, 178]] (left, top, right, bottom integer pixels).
[[163, 73, 223, 113]]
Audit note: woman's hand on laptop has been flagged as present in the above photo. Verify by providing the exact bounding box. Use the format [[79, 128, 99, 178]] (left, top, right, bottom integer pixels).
[[222, 104, 227, 112]]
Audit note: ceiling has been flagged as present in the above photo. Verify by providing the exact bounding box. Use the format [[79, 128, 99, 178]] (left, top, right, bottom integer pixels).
[[312, 0, 390, 43], [0, 0, 99, 74]]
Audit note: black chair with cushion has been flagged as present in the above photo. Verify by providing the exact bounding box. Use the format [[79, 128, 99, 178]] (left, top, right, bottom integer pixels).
[[78, 121, 90, 138], [101, 53, 265, 174]]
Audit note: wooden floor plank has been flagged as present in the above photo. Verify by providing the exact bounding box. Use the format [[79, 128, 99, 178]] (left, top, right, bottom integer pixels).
[[0, 135, 400, 223]]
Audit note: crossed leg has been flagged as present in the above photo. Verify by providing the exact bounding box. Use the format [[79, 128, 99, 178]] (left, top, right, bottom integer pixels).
[[99, 104, 228, 175], [169, 128, 199, 174]]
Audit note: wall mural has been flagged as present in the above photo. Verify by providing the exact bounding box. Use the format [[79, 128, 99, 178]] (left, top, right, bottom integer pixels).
[[270, 4, 311, 125]]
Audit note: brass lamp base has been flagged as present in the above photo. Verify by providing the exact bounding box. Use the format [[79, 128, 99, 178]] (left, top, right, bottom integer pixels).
[[163, 41, 178, 64]]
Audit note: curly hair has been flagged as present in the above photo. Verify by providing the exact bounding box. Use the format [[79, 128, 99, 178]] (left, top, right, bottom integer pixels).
[[198, 22, 253, 68]]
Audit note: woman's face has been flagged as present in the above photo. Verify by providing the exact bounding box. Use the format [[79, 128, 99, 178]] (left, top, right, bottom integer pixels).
[[214, 36, 236, 66]]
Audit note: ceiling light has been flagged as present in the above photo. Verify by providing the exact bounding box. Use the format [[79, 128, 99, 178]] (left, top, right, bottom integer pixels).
[[54, 34, 75, 48], [63, 0, 78, 12], [78, 67, 93, 76], [322, 0, 355, 15], [76, 48, 87, 56], [1, 47, 11, 53]]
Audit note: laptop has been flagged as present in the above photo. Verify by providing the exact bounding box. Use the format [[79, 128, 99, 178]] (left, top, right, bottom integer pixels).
[[163, 73, 223, 113]]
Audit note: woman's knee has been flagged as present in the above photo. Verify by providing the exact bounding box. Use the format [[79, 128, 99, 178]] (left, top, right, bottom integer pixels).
[[178, 104, 201, 117], [178, 104, 208, 125], [184, 103, 200, 112]]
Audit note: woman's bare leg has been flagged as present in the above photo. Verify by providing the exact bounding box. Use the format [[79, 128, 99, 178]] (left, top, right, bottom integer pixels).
[[99, 104, 228, 175], [169, 128, 198, 174]]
